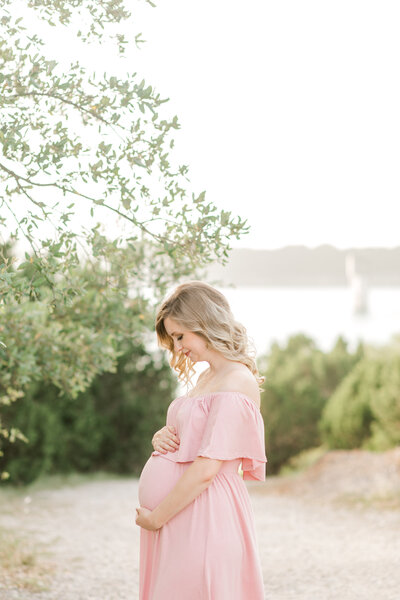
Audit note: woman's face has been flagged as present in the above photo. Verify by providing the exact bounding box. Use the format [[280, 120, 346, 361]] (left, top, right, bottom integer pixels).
[[163, 316, 207, 364]]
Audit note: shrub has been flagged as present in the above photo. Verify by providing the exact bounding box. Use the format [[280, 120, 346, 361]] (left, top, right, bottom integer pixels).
[[261, 334, 364, 473], [321, 351, 400, 451]]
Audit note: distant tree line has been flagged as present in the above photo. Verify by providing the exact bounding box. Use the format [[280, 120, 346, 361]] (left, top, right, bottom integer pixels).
[[206, 247, 400, 287]]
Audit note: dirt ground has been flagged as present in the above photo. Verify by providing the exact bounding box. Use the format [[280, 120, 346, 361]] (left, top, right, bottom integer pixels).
[[1, 448, 399, 600]]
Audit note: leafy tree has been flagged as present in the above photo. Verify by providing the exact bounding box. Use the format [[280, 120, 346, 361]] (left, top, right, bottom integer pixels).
[[0, 339, 177, 484], [0, 1, 249, 477], [0, 0, 247, 305]]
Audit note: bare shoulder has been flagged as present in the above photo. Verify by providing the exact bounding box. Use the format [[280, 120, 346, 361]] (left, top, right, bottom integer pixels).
[[220, 366, 261, 409]]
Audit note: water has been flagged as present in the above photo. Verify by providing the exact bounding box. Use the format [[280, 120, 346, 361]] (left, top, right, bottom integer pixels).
[[220, 286, 400, 356]]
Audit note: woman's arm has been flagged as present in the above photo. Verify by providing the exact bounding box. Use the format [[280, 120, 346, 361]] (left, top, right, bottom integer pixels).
[[136, 457, 223, 530], [151, 457, 223, 528]]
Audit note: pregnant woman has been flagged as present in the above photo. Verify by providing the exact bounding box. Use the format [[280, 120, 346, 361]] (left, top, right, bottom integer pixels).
[[135, 281, 267, 599]]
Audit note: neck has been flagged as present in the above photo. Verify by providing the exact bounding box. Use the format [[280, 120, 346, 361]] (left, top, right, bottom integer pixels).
[[206, 350, 235, 376]]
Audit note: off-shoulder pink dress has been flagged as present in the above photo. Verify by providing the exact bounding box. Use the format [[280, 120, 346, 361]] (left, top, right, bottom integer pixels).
[[138, 391, 267, 600]]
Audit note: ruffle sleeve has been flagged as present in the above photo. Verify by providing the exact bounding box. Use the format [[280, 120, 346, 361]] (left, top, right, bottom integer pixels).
[[197, 392, 267, 481]]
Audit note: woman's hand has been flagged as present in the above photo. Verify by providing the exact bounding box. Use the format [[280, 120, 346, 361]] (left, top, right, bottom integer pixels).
[[152, 425, 180, 454], [135, 506, 161, 531]]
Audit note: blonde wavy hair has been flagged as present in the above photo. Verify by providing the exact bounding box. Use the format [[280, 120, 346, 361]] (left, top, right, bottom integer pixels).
[[155, 280, 265, 389]]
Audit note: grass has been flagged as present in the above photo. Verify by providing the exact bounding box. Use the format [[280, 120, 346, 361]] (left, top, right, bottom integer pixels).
[[0, 527, 55, 593]]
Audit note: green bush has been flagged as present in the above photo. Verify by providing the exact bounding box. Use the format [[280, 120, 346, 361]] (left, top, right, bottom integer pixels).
[[0, 342, 177, 484], [321, 351, 400, 451], [369, 354, 400, 449], [261, 334, 364, 473]]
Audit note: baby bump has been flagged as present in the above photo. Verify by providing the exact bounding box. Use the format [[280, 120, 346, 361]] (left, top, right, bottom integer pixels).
[[138, 455, 190, 510]]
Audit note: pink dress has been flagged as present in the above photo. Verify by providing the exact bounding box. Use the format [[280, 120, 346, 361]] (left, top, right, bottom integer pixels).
[[138, 391, 267, 600]]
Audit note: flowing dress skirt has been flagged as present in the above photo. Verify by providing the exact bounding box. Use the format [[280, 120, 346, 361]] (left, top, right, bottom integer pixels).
[[138, 455, 265, 600]]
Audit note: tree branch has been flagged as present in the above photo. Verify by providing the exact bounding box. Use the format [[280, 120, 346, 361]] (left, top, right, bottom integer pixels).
[[9, 91, 113, 127], [0, 161, 176, 246]]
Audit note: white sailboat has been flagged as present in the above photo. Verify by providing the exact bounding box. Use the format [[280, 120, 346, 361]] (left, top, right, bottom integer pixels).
[[345, 253, 368, 315]]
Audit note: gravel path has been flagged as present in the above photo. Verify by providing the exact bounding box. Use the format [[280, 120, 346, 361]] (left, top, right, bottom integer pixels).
[[0, 476, 399, 600]]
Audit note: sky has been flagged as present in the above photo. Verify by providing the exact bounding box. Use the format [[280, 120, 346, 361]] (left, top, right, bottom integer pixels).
[[124, 0, 400, 250], [11, 0, 400, 251]]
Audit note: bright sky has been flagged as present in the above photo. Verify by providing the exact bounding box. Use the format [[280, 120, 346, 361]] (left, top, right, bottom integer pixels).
[[126, 0, 400, 250], [13, 0, 400, 251]]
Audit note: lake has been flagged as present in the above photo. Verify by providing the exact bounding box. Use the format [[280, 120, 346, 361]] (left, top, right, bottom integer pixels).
[[220, 285, 400, 356]]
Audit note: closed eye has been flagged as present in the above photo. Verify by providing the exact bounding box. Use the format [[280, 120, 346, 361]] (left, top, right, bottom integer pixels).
[[177, 335, 183, 341]]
